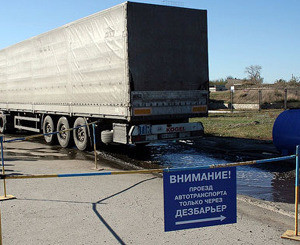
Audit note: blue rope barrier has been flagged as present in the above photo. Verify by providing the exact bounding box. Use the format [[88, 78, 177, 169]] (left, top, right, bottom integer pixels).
[[3, 123, 95, 143], [165, 155, 296, 172], [1, 153, 296, 180], [256, 155, 296, 164], [4, 137, 27, 143]]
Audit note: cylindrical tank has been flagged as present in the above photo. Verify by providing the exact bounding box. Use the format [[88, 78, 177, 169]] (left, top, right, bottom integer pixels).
[[273, 109, 300, 155]]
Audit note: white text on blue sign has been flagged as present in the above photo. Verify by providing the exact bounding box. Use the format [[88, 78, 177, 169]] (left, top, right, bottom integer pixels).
[[163, 167, 237, 232]]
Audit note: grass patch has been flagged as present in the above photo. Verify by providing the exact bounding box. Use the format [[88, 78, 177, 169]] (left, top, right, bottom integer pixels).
[[191, 110, 283, 140]]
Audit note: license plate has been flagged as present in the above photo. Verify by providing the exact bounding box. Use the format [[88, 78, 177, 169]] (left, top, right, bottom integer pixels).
[[139, 125, 151, 135], [161, 133, 177, 139]]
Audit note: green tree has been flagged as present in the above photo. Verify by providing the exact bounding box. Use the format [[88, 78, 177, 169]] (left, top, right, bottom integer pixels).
[[209, 78, 227, 86], [288, 76, 300, 87], [274, 79, 287, 88]]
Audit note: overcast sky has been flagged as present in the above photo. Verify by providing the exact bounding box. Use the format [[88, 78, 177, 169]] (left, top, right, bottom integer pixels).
[[0, 0, 299, 83]]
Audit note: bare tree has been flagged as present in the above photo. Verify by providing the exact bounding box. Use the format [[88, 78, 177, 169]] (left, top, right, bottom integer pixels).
[[288, 75, 300, 86], [245, 65, 263, 84]]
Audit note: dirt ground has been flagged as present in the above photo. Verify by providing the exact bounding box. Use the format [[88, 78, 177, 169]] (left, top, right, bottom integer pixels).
[[0, 138, 298, 244]]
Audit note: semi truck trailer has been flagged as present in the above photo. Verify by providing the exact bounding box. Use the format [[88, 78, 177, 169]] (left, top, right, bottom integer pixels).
[[0, 2, 209, 151]]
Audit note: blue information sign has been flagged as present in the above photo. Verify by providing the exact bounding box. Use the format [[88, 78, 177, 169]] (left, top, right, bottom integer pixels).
[[163, 167, 236, 232]]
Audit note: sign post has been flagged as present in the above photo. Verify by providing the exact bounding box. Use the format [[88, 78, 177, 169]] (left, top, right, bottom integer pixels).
[[163, 167, 237, 232]]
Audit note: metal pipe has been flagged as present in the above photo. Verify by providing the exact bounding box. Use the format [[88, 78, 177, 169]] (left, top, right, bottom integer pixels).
[[92, 123, 98, 169], [295, 145, 299, 236], [0, 137, 6, 197], [0, 207, 2, 245]]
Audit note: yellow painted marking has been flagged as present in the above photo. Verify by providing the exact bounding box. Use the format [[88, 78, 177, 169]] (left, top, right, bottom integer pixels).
[[0, 195, 16, 201], [4, 170, 163, 179], [112, 169, 163, 175], [1, 157, 290, 180], [211, 160, 257, 168], [5, 174, 59, 179], [0, 207, 2, 245], [281, 230, 300, 241], [296, 185, 299, 235]]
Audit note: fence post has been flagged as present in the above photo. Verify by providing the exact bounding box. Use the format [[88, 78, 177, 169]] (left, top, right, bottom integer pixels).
[[92, 124, 103, 171], [0, 137, 7, 198], [0, 206, 2, 245], [0, 136, 15, 201], [258, 90, 262, 112], [92, 124, 98, 170], [230, 90, 234, 113], [284, 89, 288, 110]]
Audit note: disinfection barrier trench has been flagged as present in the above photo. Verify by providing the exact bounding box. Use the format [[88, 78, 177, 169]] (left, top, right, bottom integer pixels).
[[0, 122, 100, 244], [2, 121, 101, 173], [0, 132, 300, 242]]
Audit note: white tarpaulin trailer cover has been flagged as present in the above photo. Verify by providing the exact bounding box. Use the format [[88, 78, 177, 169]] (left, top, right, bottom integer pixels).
[[0, 2, 208, 121], [0, 3, 129, 118]]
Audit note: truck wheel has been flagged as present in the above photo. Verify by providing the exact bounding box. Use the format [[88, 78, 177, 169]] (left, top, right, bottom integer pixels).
[[57, 117, 72, 148], [42, 115, 56, 144], [73, 117, 89, 151]]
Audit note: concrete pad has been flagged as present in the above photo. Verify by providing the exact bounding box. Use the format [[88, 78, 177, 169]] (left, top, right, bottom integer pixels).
[[0, 139, 297, 244]]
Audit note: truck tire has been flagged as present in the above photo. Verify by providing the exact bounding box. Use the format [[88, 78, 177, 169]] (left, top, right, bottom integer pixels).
[[42, 115, 56, 145], [57, 117, 72, 148], [73, 117, 89, 151]]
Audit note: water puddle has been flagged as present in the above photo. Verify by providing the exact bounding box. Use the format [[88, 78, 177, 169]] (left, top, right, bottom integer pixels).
[[2, 134, 296, 203], [147, 141, 295, 203]]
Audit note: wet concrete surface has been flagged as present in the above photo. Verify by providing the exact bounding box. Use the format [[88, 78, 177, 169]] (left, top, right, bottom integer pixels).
[[1, 134, 296, 204], [0, 143, 296, 245], [100, 139, 296, 204]]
